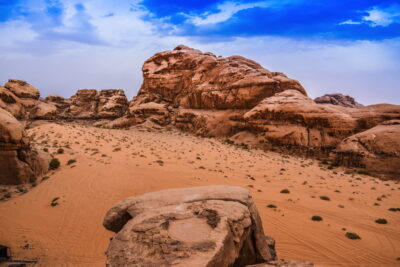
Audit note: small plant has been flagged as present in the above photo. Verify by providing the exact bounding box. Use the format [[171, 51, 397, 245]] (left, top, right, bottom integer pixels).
[[42, 176, 50, 181], [280, 189, 290, 194], [266, 204, 277, 209], [320, 160, 329, 165], [320, 196, 330, 201], [311, 215, 323, 221], [57, 148, 64, 154], [375, 218, 388, 224], [43, 148, 49, 152], [29, 176, 37, 184], [388, 208, 400, 212], [67, 159, 76, 165], [49, 158, 60, 170], [50, 197, 60, 207], [345, 232, 361, 240]]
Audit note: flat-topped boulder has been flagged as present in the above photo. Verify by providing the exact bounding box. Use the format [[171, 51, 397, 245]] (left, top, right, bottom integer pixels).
[[104, 186, 274, 267]]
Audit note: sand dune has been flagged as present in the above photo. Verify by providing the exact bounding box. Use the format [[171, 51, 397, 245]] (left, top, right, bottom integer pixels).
[[0, 121, 399, 266]]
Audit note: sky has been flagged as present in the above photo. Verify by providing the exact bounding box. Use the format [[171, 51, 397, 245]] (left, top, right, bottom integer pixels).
[[0, 0, 399, 105]]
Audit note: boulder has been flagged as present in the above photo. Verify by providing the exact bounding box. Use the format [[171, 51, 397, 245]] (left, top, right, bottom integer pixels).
[[68, 89, 98, 119], [0, 108, 49, 184], [45, 94, 71, 116], [0, 86, 25, 119], [103, 186, 274, 267], [4, 79, 40, 99], [133, 45, 306, 109], [314, 93, 362, 108], [334, 120, 400, 179]]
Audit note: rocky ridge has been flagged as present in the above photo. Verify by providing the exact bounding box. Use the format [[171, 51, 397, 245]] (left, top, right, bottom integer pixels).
[[1, 45, 399, 180]]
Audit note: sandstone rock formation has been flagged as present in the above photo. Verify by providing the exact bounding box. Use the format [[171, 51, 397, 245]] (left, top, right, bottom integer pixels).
[[103, 186, 274, 267], [132, 45, 306, 110], [0, 108, 49, 184], [66, 89, 128, 119], [314, 93, 363, 108], [334, 120, 400, 179], [1, 79, 57, 119]]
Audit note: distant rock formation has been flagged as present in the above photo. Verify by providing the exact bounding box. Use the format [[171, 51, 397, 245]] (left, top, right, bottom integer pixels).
[[0, 79, 57, 120], [1, 46, 400, 178], [103, 186, 275, 267], [314, 93, 363, 108], [334, 120, 400, 179], [132, 45, 306, 109], [0, 108, 49, 184]]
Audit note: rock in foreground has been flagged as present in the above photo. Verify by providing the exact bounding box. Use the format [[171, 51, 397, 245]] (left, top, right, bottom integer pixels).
[[103, 186, 274, 267]]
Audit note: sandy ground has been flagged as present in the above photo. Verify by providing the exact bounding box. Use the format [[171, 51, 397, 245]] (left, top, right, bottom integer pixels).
[[0, 121, 399, 267]]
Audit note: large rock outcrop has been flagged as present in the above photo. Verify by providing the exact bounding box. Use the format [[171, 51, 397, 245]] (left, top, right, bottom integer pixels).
[[103, 186, 274, 267], [0, 79, 57, 119], [334, 120, 400, 179], [132, 45, 306, 110], [0, 108, 49, 184], [314, 93, 363, 108], [66, 89, 128, 119]]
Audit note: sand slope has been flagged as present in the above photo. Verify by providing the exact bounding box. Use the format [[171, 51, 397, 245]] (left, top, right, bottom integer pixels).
[[0, 122, 399, 266]]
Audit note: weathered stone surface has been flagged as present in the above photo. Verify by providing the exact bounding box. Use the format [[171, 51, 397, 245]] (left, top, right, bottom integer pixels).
[[0, 86, 25, 119], [97, 89, 128, 118], [334, 120, 400, 179], [45, 94, 71, 115], [4, 79, 40, 99], [247, 259, 315, 267], [314, 93, 362, 108], [1, 80, 57, 119], [133, 45, 306, 110], [0, 108, 49, 184], [104, 186, 273, 267], [67, 89, 128, 119]]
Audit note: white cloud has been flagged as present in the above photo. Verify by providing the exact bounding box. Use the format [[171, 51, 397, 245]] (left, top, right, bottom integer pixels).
[[188, 1, 268, 26], [362, 6, 400, 27], [338, 19, 362, 25]]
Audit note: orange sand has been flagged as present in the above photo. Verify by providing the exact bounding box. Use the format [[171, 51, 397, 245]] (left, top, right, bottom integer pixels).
[[0, 121, 399, 266]]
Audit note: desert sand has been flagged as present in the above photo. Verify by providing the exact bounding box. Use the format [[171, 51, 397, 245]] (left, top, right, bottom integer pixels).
[[0, 121, 399, 267]]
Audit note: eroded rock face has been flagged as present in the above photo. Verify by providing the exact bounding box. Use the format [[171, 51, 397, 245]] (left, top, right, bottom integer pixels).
[[133, 45, 306, 110], [0, 108, 49, 184], [314, 93, 362, 108], [67, 89, 128, 119], [334, 120, 400, 179], [103, 186, 274, 267], [1, 80, 57, 119]]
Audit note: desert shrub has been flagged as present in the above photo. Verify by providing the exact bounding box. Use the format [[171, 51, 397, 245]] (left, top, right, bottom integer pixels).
[[50, 197, 60, 207], [266, 204, 277, 209], [67, 159, 76, 165], [49, 158, 60, 170], [320, 195, 330, 201], [311, 215, 323, 221], [375, 218, 388, 224], [43, 148, 49, 152], [345, 232, 361, 240], [29, 176, 37, 184], [280, 189, 290, 194], [57, 148, 64, 154]]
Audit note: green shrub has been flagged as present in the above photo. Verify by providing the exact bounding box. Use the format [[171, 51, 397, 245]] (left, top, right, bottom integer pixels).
[[57, 148, 64, 154], [266, 204, 277, 209], [280, 189, 290, 194], [67, 159, 77, 165], [320, 195, 330, 201], [345, 232, 361, 240], [29, 176, 37, 184], [49, 158, 60, 170], [356, 169, 371, 176], [43, 148, 49, 152], [311, 215, 323, 221], [375, 218, 388, 224]]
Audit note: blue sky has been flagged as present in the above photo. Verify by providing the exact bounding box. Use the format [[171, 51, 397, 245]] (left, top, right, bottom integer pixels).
[[0, 0, 399, 104]]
